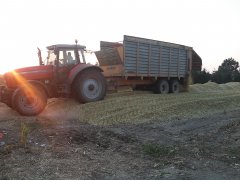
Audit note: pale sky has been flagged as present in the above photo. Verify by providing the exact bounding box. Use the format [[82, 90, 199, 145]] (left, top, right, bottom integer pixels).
[[0, 0, 239, 73]]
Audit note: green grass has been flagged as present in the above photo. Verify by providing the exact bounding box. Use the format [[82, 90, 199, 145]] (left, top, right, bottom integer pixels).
[[20, 122, 31, 147], [228, 147, 240, 157], [143, 144, 176, 157]]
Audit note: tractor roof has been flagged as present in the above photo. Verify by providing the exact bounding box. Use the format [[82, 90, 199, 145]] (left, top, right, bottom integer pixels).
[[47, 44, 86, 50]]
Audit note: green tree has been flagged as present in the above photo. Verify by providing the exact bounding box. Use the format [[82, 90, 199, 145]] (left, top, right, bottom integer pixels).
[[218, 57, 239, 72], [212, 58, 240, 83], [192, 68, 211, 84]]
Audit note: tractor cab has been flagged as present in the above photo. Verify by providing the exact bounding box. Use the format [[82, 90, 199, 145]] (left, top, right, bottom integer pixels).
[[43, 44, 87, 84], [46, 44, 86, 66]]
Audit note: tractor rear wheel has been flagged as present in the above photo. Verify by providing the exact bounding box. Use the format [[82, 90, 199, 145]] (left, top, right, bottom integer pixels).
[[74, 69, 106, 103], [12, 85, 47, 116]]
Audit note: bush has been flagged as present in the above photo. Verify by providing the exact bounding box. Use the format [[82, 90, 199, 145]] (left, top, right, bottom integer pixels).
[[192, 69, 211, 84]]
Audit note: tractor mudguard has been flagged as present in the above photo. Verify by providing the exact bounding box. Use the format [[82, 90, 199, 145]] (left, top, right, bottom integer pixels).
[[68, 64, 103, 85]]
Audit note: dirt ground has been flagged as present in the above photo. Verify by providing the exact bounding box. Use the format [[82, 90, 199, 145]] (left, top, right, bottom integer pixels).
[[0, 90, 240, 179]]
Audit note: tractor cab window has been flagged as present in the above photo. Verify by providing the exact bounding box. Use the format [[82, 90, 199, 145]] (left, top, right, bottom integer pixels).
[[47, 50, 57, 65], [59, 50, 77, 65], [78, 50, 86, 64]]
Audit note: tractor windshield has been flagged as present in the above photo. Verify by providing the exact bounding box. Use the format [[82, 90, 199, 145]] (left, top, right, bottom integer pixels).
[[45, 48, 86, 66], [59, 50, 75, 65]]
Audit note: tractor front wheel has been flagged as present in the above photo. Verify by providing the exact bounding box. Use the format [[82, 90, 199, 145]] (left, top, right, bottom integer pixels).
[[12, 86, 47, 116]]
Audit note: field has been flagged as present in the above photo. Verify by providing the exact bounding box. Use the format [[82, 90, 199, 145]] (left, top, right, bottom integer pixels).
[[0, 82, 240, 179]]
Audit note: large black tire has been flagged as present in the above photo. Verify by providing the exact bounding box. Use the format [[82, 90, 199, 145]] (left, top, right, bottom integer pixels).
[[12, 86, 47, 116], [155, 80, 169, 94], [74, 69, 106, 103], [170, 79, 180, 93]]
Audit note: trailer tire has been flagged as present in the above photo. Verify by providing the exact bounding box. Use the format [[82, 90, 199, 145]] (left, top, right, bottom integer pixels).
[[170, 79, 180, 93], [155, 80, 169, 94], [74, 69, 106, 103], [12, 85, 47, 116]]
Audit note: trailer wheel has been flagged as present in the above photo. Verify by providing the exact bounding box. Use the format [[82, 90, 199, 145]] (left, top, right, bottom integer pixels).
[[12, 86, 47, 116], [155, 80, 169, 94], [170, 79, 180, 93], [74, 69, 106, 103]]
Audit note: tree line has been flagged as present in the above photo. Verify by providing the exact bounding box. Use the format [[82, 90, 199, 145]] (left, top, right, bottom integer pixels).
[[192, 58, 240, 84]]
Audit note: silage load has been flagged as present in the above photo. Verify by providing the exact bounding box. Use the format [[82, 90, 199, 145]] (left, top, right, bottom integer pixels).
[[40, 82, 240, 126], [189, 82, 240, 92]]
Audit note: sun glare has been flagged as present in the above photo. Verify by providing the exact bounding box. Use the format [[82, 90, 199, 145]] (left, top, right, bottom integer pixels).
[[0, 65, 16, 75], [11, 70, 39, 101]]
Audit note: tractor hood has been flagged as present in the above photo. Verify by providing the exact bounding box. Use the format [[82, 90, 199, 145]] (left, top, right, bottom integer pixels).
[[4, 65, 54, 88], [14, 65, 54, 78]]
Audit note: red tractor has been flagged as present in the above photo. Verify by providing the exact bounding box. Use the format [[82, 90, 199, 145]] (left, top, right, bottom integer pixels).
[[0, 43, 106, 116]]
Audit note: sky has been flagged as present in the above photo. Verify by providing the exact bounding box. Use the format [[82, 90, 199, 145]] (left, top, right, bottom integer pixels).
[[0, 0, 239, 74]]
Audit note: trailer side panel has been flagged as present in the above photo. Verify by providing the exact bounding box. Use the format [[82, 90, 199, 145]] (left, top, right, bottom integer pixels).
[[124, 35, 190, 78]]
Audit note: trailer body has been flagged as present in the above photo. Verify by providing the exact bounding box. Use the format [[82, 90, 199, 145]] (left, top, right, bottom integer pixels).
[[95, 35, 202, 91]]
